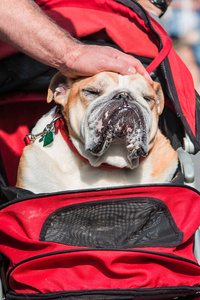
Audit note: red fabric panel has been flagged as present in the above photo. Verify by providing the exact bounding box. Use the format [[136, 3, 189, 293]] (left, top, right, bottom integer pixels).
[[0, 93, 50, 186], [146, 16, 172, 73], [9, 250, 200, 293], [0, 185, 198, 253], [168, 48, 196, 136], [37, 3, 159, 58], [147, 16, 196, 137], [0, 185, 200, 293]]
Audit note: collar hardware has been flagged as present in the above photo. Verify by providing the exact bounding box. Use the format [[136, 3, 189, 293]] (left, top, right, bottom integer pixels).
[[24, 114, 62, 146]]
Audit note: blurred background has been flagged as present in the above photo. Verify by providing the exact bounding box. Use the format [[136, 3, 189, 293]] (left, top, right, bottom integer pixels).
[[162, 0, 200, 190]]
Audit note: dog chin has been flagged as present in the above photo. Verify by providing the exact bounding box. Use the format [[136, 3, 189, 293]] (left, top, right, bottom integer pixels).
[[85, 144, 140, 169], [71, 134, 141, 169], [100, 155, 140, 169], [88, 141, 147, 169]]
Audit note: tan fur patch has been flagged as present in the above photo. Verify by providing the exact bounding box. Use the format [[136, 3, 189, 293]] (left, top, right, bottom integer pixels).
[[16, 146, 30, 188], [151, 131, 177, 178]]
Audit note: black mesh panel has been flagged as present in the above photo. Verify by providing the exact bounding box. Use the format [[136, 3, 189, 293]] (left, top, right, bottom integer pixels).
[[40, 197, 183, 248]]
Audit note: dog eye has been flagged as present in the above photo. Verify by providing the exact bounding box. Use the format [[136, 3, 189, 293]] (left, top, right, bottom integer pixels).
[[143, 95, 154, 103], [82, 88, 101, 99]]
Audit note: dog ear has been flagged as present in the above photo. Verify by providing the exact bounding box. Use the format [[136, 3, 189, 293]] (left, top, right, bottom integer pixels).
[[153, 82, 165, 115], [47, 72, 72, 107]]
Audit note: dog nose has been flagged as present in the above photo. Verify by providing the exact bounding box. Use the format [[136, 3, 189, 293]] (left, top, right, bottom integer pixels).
[[114, 92, 131, 100], [113, 92, 133, 106]]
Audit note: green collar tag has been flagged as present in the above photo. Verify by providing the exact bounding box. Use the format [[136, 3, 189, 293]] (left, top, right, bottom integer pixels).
[[43, 130, 54, 147]]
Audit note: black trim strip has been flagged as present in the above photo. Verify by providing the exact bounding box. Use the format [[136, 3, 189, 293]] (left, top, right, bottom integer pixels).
[[114, 0, 163, 52], [115, 0, 150, 27], [5, 286, 200, 300], [0, 151, 8, 187], [160, 56, 200, 153], [1, 183, 200, 210]]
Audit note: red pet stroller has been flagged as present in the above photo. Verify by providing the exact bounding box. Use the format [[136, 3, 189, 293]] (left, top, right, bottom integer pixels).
[[1, 0, 200, 299]]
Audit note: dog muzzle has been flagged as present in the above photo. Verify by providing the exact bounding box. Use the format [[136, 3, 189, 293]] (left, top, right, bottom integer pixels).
[[81, 91, 152, 168]]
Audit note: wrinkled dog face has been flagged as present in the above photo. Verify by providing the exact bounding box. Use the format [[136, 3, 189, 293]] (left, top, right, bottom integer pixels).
[[48, 72, 164, 169]]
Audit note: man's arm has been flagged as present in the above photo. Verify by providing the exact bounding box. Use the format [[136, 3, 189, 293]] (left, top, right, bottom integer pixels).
[[0, 0, 153, 84]]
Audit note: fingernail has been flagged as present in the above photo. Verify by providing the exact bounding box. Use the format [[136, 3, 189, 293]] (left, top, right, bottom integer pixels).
[[127, 66, 136, 74], [145, 73, 154, 85], [149, 77, 154, 85]]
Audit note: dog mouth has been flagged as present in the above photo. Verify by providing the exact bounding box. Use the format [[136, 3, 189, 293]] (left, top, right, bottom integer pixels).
[[82, 92, 152, 168]]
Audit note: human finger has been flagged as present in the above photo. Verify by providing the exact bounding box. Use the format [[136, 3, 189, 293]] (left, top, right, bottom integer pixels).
[[95, 56, 137, 76], [61, 45, 137, 78], [110, 48, 153, 85]]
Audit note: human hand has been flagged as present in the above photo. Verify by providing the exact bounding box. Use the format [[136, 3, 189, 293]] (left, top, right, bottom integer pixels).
[[59, 43, 153, 85]]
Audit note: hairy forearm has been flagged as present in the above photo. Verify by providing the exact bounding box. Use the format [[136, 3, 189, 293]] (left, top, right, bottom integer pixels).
[[0, 0, 153, 82], [0, 0, 78, 70]]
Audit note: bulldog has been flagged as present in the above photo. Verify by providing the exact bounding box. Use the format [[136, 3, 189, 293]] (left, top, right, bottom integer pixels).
[[16, 71, 178, 193]]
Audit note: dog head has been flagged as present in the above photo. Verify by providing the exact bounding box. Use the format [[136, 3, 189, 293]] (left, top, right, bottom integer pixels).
[[47, 72, 164, 169]]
